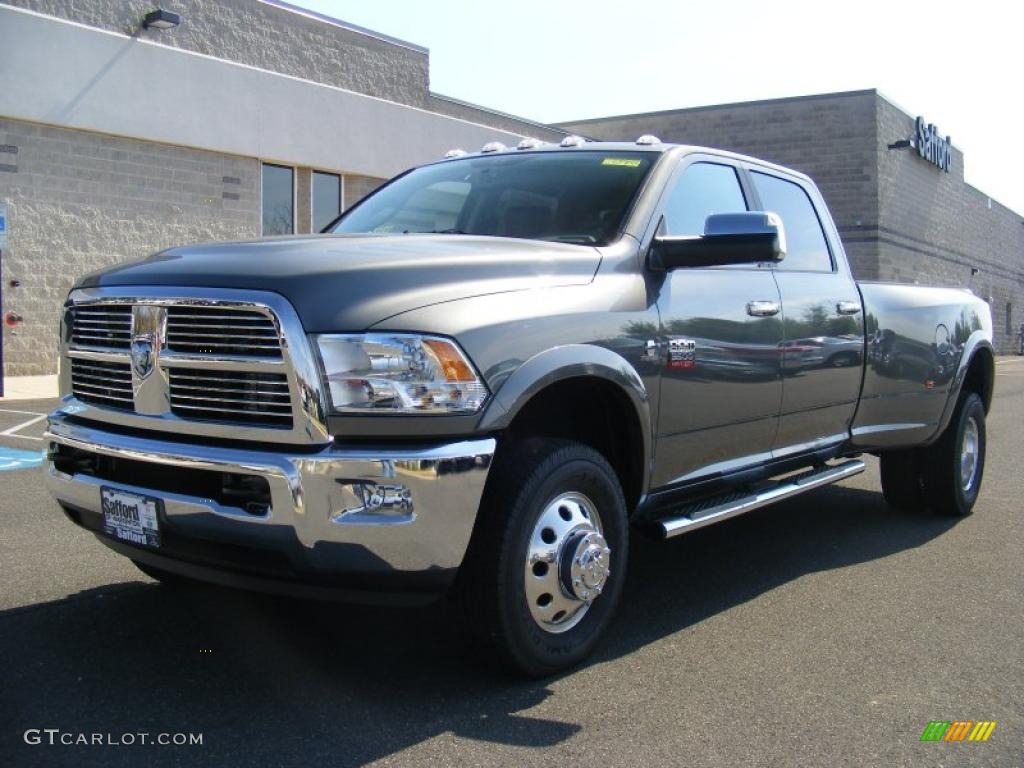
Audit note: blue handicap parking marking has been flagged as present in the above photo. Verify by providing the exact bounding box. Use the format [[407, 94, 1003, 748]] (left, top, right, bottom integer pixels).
[[0, 447, 46, 471]]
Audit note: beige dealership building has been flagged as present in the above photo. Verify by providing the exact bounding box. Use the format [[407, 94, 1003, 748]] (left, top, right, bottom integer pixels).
[[1, 0, 1022, 377]]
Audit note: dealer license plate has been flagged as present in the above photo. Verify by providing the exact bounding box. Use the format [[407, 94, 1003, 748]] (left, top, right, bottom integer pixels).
[[101, 487, 162, 548]]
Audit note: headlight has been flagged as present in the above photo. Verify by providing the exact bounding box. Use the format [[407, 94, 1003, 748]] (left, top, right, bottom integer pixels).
[[315, 334, 489, 414]]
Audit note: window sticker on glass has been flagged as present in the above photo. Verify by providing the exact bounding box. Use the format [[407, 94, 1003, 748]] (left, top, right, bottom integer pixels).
[[602, 158, 643, 167]]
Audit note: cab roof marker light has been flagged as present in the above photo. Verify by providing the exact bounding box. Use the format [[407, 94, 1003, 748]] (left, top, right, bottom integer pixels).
[[481, 142, 507, 153], [635, 135, 662, 145], [444, 148, 468, 159], [560, 135, 587, 147], [516, 138, 545, 150]]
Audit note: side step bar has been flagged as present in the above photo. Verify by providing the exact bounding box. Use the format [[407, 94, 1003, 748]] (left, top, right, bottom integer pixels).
[[658, 459, 865, 539]]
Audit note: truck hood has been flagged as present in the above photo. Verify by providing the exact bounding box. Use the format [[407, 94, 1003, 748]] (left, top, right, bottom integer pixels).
[[76, 234, 601, 331]]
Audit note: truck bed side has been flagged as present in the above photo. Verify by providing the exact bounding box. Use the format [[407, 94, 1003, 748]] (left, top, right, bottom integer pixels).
[[850, 281, 993, 450]]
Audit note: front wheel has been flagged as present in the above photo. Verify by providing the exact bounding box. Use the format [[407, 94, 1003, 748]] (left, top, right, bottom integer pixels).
[[456, 438, 628, 677]]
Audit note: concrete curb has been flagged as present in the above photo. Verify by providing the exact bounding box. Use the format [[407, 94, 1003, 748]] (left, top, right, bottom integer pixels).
[[0, 374, 59, 401]]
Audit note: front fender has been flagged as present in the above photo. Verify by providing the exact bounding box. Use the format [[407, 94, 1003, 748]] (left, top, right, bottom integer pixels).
[[477, 344, 653, 495]]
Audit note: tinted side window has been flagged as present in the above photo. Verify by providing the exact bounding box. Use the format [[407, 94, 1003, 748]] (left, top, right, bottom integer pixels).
[[751, 172, 832, 271], [662, 162, 747, 236]]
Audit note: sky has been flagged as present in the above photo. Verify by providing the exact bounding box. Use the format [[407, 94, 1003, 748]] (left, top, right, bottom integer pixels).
[[289, 0, 1024, 214]]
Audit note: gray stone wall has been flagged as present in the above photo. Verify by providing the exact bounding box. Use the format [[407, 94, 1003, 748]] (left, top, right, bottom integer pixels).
[[6, 0, 431, 108], [8, 1, 567, 142], [0, 118, 258, 375], [296, 167, 312, 234], [873, 96, 1024, 353], [559, 90, 882, 280]]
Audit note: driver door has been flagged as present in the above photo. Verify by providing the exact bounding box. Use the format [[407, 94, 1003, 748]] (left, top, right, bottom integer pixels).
[[650, 158, 784, 488]]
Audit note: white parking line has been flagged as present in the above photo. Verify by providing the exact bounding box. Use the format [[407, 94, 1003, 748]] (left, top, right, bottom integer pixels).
[[995, 358, 1024, 365], [0, 409, 47, 441]]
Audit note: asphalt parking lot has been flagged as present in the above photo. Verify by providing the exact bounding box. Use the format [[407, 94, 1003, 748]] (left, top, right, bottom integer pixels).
[[2, 361, 1022, 767]]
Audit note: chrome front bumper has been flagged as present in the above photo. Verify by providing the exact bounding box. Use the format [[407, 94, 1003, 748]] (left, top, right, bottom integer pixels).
[[45, 415, 495, 595]]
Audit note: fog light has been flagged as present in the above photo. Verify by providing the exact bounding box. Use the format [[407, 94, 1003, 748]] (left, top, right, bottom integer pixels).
[[331, 482, 414, 525]]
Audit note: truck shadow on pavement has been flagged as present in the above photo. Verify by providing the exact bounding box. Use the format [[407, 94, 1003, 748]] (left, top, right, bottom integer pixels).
[[1, 484, 959, 767]]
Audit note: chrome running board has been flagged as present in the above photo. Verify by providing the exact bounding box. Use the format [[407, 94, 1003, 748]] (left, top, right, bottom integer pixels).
[[658, 459, 865, 539]]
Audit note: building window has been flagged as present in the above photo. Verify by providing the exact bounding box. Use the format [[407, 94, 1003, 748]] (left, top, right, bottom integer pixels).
[[262, 163, 294, 236], [313, 171, 341, 232], [1007, 302, 1013, 336]]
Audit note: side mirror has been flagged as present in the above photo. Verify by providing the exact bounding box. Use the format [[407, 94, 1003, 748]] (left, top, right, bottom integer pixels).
[[650, 212, 787, 270]]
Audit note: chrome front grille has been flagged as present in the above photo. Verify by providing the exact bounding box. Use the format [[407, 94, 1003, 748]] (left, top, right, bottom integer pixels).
[[60, 288, 329, 445], [166, 307, 282, 358], [70, 359, 133, 409], [169, 369, 292, 427], [70, 305, 132, 349]]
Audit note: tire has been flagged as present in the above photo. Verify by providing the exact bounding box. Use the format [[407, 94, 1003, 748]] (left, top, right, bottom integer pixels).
[[879, 448, 925, 511], [456, 438, 628, 677], [132, 558, 191, 586], [920, 391, 986, 517]]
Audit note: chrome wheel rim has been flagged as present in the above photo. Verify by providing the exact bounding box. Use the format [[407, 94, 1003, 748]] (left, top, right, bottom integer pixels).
[[524, 492, 610, 634], [960, 417, 980, 493]]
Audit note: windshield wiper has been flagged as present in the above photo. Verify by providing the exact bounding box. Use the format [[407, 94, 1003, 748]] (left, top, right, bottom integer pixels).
[[404, 228, 469, 235]]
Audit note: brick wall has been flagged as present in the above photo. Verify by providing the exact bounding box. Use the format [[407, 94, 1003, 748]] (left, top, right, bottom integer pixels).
[[0, 118, 258, 375], [6, 0, 431, 109], [295, 167, 312, 234]]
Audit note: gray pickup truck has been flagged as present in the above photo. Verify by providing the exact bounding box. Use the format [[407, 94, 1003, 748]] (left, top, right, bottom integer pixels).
[[45, 137, 994, 675]]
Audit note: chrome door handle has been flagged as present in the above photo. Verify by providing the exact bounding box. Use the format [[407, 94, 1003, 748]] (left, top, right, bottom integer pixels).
[[836, 301, 862, 315], [746, 300, 781, 317]]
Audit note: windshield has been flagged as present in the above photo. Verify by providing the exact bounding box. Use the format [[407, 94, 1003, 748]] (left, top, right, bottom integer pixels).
[[329, 151, 656, 245]]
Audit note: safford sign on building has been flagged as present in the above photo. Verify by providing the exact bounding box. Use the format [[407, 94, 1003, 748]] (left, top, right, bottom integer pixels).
[[0, 1, 1022, 378]]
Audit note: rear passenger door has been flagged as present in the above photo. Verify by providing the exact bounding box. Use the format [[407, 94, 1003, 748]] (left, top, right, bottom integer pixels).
[[747, 169, 865, 457]]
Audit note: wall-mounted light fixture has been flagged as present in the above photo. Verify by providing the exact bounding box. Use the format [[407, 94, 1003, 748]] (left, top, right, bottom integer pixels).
[[887, 139, 915, 151], [970, 267, 980, 276], [143, 8, 181, 30]]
